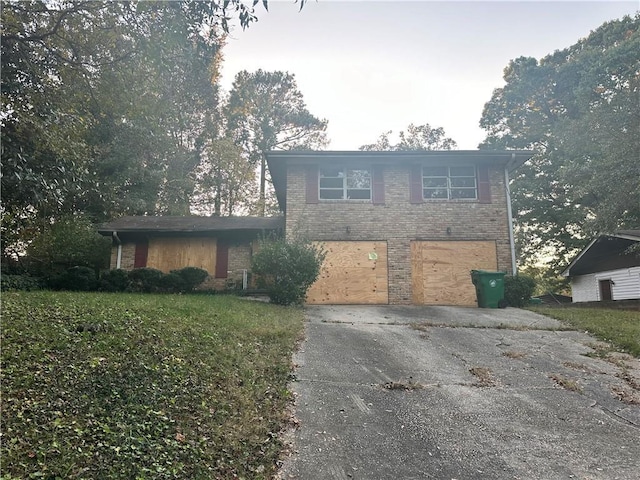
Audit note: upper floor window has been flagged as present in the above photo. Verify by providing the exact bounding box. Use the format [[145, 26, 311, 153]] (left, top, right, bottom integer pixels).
[[319, 167, 371, 200], [423, 166, 477, 200]]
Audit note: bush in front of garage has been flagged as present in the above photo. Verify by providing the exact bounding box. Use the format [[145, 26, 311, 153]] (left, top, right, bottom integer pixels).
[[504, 275, 536, 307], [252, 236, 326, 306]]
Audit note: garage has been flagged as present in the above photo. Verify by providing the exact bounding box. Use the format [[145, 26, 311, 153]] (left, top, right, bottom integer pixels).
[[306, 241, 388, 305], [411, 241, 497, 306]]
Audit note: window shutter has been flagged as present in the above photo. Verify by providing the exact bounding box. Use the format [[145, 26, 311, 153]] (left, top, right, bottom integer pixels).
[[477, 165, 491, 203], [215, 241, 229, 278], [409, 165, 423, 204], [305, 165, 319, 204], [372, 165, 385, 205], [134, 240, 148, 268]]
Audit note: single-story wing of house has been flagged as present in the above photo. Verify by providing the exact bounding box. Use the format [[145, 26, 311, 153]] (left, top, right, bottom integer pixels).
[[97, 215, 284, 290], [562, 230, 640, 302]]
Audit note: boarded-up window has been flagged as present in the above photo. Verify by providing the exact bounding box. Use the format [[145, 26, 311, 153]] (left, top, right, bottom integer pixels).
[[134, 241, 148, 268], [146, 237, 216, 275]]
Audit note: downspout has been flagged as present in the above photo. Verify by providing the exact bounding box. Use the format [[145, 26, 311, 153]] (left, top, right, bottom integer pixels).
[[113, 231, 122, 269], [505, 154, 517, 275]]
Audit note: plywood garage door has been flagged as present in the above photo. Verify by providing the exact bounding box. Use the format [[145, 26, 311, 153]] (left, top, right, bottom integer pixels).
[[306, 241, 388, 304], [411, 241, 497, 306], [147, 237, 217, 274]]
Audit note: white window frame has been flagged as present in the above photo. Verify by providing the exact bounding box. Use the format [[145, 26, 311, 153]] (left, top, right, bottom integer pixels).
[[319, 167, 371, 200], [422, 165, 477, 200]]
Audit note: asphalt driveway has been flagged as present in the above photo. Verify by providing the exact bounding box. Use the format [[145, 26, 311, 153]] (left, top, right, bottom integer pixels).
[[278, 306, 640, 480]]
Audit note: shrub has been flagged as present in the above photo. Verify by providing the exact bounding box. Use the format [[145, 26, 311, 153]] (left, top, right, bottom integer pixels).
[[504, 275, 536, 307], [159, 272, 187, 293], [252, 237, 326, 306], [171, 267, 209, 292], [26, 216, 111, 276], [50, 266, 98, 291], [127, 268, 165, 293], [99, 269, 130, 292], [0, 274, 44, 291]]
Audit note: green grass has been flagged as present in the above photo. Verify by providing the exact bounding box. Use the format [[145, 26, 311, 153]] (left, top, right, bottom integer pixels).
[[1, 291, 305, 479], [530, 307, 640, 357]]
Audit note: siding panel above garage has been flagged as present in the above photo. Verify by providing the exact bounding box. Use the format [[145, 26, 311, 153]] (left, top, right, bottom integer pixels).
[[411, 241, 497, 306], [306, 241, 388, 304]]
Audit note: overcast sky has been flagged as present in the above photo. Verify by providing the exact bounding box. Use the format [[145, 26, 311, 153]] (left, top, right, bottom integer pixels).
[[219, 1, 638, 150]]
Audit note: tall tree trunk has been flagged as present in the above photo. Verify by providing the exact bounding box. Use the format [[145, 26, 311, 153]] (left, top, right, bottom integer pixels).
[[259, 155, 266, 216]]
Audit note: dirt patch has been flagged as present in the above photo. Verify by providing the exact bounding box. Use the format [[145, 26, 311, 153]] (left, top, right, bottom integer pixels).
[[469, 367, 498, 387], [381, 380, 426, 391], [549, 374, 582, 393], [502, 350, 526, 359]]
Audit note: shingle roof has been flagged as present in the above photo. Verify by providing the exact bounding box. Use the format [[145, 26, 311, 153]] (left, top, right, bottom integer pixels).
[[561, 230, 640, 277], [616, 230, 640, 239], [98, 216, 284, 234]]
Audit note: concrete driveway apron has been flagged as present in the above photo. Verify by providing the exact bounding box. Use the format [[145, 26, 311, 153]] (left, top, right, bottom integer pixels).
[[278, 306, 640, 480]]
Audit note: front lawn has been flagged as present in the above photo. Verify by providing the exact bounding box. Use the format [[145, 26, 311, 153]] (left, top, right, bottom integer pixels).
[[531, 306, 640, 357], [1, 292, 305, 479]]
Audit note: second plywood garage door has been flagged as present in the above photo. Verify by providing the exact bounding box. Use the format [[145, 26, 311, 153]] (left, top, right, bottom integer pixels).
[[306, 241, 388, 304], [412, 241, 497, 306]]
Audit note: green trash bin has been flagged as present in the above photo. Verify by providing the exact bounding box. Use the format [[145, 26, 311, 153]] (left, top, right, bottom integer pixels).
[[470, 270, 507, 308]]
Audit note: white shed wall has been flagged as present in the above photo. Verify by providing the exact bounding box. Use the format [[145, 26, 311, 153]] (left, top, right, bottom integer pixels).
[[571, 267, 640, 302]]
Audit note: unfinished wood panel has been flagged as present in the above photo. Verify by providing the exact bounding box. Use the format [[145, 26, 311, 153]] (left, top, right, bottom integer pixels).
[[411, 241, 424, 304], [411, 241, 497, 306], [306, 241, 388, 304], [147, 237, 217, 275]]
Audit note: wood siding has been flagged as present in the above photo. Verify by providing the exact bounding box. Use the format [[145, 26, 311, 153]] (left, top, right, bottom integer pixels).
[[411, 241, 497, 306], [571, 267, 640, 302], [146, 237, 217, 275], [306, 241, 388, 304]]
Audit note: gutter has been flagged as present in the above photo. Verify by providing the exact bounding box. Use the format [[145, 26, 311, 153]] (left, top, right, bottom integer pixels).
[[113, 231, 122, 269], [505, 155, 518, 275]]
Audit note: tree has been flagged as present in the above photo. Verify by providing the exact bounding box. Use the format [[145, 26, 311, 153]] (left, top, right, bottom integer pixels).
[[225, 70, 328, 215], [479, 14, 640, 270], [191, 138, 257, 216], [359, 123, 457, 151], [26, 215, 111, 276], [1, 1, 268, 261]]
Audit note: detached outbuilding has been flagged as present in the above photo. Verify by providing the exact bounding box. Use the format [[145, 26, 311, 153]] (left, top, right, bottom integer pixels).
[[562, 230, 640, 303]]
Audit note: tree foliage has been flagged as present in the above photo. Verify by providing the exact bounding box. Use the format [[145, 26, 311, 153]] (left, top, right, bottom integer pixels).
[[359, 123, 457, 151], [1, 0, 268, 261], [225, 69, 328, 215], [480, 14, 640, 269], [26, 216, 111, 275], [191, 138, 257, 216], [252, 236, 326, 305]]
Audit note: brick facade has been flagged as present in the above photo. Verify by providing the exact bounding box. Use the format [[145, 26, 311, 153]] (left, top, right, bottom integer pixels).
[[285, 164, 513, 304], [110, 239, 254, 291]]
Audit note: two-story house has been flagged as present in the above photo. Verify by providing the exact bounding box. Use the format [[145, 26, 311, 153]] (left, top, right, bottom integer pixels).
[[266, 150, 533, 306]]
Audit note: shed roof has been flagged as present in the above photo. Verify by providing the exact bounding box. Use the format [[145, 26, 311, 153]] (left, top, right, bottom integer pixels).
[[265, 150, 534, 212], [562, 231, 640, 277], [98, 216, 284, 234]]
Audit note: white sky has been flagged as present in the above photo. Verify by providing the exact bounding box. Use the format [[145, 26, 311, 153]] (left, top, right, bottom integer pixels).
[[219, 1, 639, 150]]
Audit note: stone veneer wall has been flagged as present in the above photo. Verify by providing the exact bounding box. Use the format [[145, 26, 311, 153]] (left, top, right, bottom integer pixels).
[[285, 164, 512, 305]]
